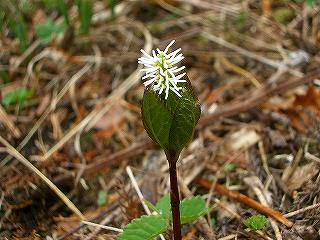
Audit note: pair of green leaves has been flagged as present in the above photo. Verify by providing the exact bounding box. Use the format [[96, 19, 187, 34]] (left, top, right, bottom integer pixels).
[[35, 19, 66, 44], [117, 195, 208, 240], [2, 87, 33, 107], [142, 76, 201, 162]]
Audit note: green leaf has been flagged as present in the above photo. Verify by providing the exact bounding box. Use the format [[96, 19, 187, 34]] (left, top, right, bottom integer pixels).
[[143, 199, 160, 214], [142, 76, 201, 161], [107, 0, 117, 18], [273, 8, 295, 24], [306, 0, 316, 6], [35, 19, 66, 44], [155, 195, 170, 218], [43, 0, 58, 10], [0, 11, 5, 31], [0, 70, 10, 84], [20, 1, 35, 14], [10, 16, 28, 51], [210, 217, 216, 226], [2, 87, 33, 106], [97, 190, 108, 206], [57, 0, 69, 25], [235, 11, 249, 30], [77, 0, 93, 34], [117, 215, 168, 240], [180, 196, 208, 224], [223, 163, 236, 172], [244, 214, 268, 230]]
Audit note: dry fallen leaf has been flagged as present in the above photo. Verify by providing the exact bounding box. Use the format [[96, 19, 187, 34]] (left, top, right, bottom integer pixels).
[[226, 128, 260, 151], [94, 104, 126, 139], [294, 87, 320, 115], [286, 162, 319, 191]]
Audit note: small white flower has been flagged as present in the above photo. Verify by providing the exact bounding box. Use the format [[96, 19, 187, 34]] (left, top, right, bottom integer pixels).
[[138, 40, 186, 99]]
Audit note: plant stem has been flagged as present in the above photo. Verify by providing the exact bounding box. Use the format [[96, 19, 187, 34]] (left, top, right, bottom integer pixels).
[[168, 160, 182, 240]]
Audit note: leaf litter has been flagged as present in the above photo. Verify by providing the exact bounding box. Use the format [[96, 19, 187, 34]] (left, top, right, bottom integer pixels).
[[1, 1, 320, 239]]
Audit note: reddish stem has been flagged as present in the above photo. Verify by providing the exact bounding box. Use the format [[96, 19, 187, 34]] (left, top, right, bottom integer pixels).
[[168, 159, 182, 240]]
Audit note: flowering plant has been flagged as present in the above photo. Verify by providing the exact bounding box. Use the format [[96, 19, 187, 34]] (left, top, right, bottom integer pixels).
[[117, 40, 202, 240], [138, 40, 186, 99], [140, 41, 201, 240]]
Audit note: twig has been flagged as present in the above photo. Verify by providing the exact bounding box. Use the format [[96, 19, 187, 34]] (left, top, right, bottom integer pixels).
[[0, 136, 85, 220], [0, 105, 21, 138], [202, 31, 303, 77], [81, 220, 123, 233], [0, 192, 4, 211], [179, 176, 216, 240], [282, 148, 303, 183], [126, 166, 166, 240], [83, 208, 121, 240], [126, 166, 152, 215], [305, 152, 320, 164], [258, 141, 273, 192], [218, 235, 237, 240], [57, 203, 118, 240], [284, 202, 320, 218], [244, 176, 282, 240], [220, 55, 262, 88], [196, 178, 293, 227]]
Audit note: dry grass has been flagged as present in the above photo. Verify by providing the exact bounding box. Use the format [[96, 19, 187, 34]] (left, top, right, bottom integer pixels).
[[1, 1, 320, 239]]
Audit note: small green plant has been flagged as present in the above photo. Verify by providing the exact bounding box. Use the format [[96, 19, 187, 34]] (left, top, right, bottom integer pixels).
[[97, 190, 108, 206], [76, 0, 93, 34], [107, 0, 117, 18], [57, 0, 70, 25], [223, 163, 236, 172], [306, 0, 317, 6], [2, 87, 33, 107], [10, 16, 29, 51], [35, 19, 66, 44], [0, 70, 10, 84], [244, 214, 268, 231], [117, 195, 208, 240], [116, 41, 201, 239]]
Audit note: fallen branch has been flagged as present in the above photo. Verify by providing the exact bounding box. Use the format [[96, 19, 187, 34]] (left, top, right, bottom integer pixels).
[[196, 178, 293, 228]]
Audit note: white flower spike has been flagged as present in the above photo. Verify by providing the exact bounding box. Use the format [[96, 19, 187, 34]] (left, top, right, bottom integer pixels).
[[138, 40, 186, 99]]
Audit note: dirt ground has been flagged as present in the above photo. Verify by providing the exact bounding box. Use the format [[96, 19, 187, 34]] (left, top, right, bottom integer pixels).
[[1, 1, 320, 239]]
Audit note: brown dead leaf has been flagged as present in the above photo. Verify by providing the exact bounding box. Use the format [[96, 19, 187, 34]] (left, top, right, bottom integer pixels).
[[286, 163, 319, 191], [226, 128, 260, 151], [36, 94, 51, 116], [94, 104, 126, 139], [294, 86, 320, 115], [183, 228, 197, 240]]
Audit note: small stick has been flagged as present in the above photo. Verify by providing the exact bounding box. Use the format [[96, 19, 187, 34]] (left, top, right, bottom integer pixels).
[[0, 105, 21, 138], [284, 202, 320, 218], [0, 136, 85, 220], [126, 166, 151, 215], [81, 220, 123, 233], [196, 178, 293, 227], [126, 166, 166, 240], [179, 176, 216, 240], [244, 176, 282, 240]]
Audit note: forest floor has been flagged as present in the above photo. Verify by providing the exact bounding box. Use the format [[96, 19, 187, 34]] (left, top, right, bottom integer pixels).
[[1, 1, 320, 239]]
